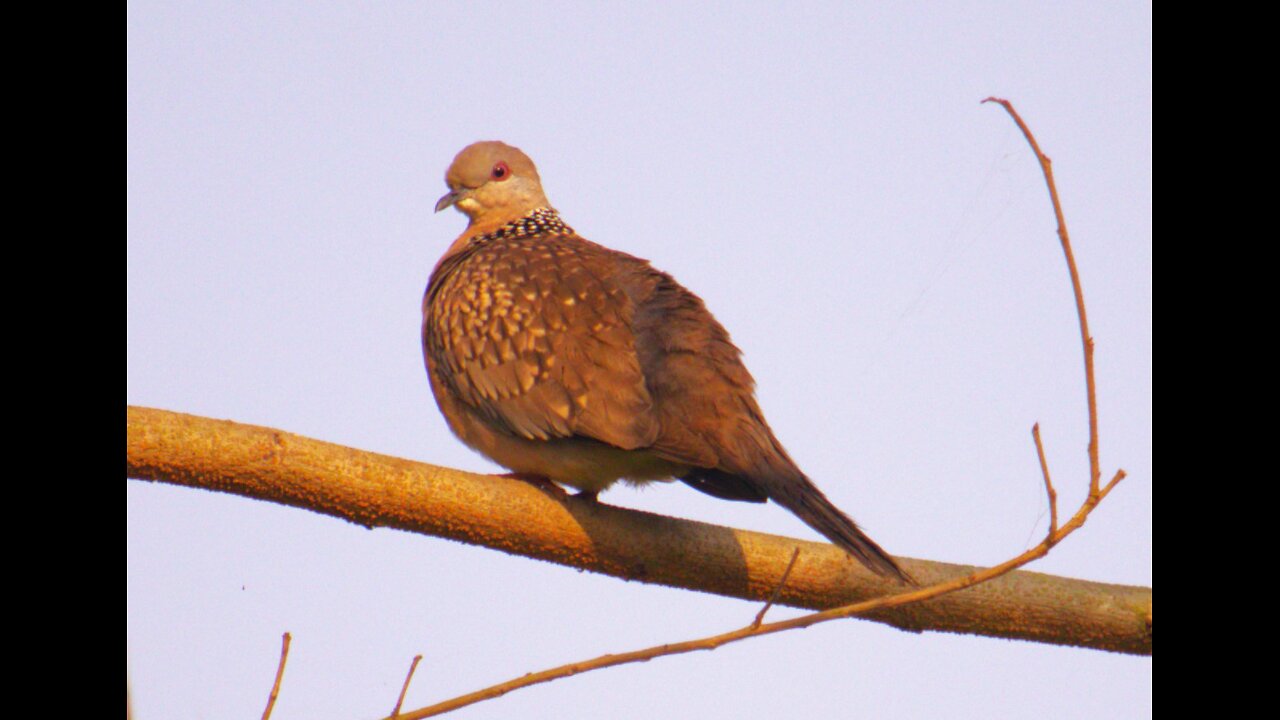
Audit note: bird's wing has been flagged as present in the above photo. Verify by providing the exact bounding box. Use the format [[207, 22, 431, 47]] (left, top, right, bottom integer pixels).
[[622, 266, 909, 577], [426, 234, 674, 453], [625, 263, 767, 472]]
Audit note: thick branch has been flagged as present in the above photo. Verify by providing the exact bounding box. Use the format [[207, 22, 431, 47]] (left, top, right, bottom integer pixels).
[[127, 405, 1150, 655]]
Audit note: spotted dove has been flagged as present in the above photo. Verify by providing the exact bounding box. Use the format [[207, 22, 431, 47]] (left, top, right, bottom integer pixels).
[[424, 141, 909, 582]]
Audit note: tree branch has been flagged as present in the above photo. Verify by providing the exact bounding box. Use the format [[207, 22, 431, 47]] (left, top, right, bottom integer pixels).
[[127, 405, 1150, 655]]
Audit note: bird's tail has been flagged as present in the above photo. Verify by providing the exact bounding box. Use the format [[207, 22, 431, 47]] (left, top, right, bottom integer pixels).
[[765, 471, 914, 584], [678, 398, 912, 582]]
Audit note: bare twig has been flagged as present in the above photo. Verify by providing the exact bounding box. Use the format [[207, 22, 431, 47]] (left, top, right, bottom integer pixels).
[[261, 632, 291, 720], [1032, 424, 1058, 534], [392, 655, 424, 718], [385, 98, 1131, 720], [752, 548, 801, 628], [983, 96, 1101, 495]]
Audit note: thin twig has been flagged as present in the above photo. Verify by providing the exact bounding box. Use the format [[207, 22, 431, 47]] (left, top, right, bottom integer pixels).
[[395, 454, 1101, 720], [982, 96, 1101, 496], [1103, 469, 1126, 495], [1032, 424, 1058, 535], [389, 99, 1131, 720], [391, 501, 1087, 720], [752, 548, 801, 628], [261, 632, 291, 720], [399, 457, 1118, 720], [392, 655, 424, 718]]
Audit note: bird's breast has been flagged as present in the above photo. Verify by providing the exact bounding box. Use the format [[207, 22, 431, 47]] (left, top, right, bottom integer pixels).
[[423, 221, 677, 490]]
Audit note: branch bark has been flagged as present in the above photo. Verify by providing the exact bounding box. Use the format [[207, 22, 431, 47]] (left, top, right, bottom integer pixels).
[[126, 405, 1151, 655]]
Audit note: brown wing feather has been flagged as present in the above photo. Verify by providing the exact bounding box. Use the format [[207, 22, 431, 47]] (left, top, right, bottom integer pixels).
[[620, 263, 910, 580], [425, 233, 661, 452]]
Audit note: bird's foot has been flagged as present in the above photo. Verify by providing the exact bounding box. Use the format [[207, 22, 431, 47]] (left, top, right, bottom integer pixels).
[[497, 472, 569, 497], [574, 489, 600, 503]]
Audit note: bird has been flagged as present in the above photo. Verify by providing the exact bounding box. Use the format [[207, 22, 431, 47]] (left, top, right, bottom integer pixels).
[[423, 140, 910, 582]]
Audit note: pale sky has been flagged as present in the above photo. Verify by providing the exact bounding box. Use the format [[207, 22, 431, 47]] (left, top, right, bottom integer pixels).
[[127, 3, 1152, 718]]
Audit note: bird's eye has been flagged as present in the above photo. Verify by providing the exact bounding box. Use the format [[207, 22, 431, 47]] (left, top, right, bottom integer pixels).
[[491, 161, 510, 180]]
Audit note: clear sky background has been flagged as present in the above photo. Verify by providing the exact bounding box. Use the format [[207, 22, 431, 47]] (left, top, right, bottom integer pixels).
[[127, 3, 1152, 718]]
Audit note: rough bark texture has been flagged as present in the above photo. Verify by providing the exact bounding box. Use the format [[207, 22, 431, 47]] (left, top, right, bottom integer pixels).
[[126, 405, 1151, 655]]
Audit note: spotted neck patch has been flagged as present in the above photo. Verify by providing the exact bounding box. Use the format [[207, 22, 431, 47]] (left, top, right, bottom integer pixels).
[[469, 208, 575, 247]]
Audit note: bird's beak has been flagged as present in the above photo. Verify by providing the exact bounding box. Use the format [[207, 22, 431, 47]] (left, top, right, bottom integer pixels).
[[434, 188, 465, 213]]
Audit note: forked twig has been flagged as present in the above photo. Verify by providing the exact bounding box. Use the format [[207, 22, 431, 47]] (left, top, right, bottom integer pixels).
[[261, 632, 291, 720], [384, 99, 1128, 720], [981, 96, 1102, 496]]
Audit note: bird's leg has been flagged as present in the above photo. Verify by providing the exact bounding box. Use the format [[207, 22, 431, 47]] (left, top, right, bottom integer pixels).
[[497, 472, 569, 497]]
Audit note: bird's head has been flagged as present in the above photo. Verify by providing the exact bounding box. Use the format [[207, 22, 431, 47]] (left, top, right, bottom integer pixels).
[[435, 141, 551, 228]]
